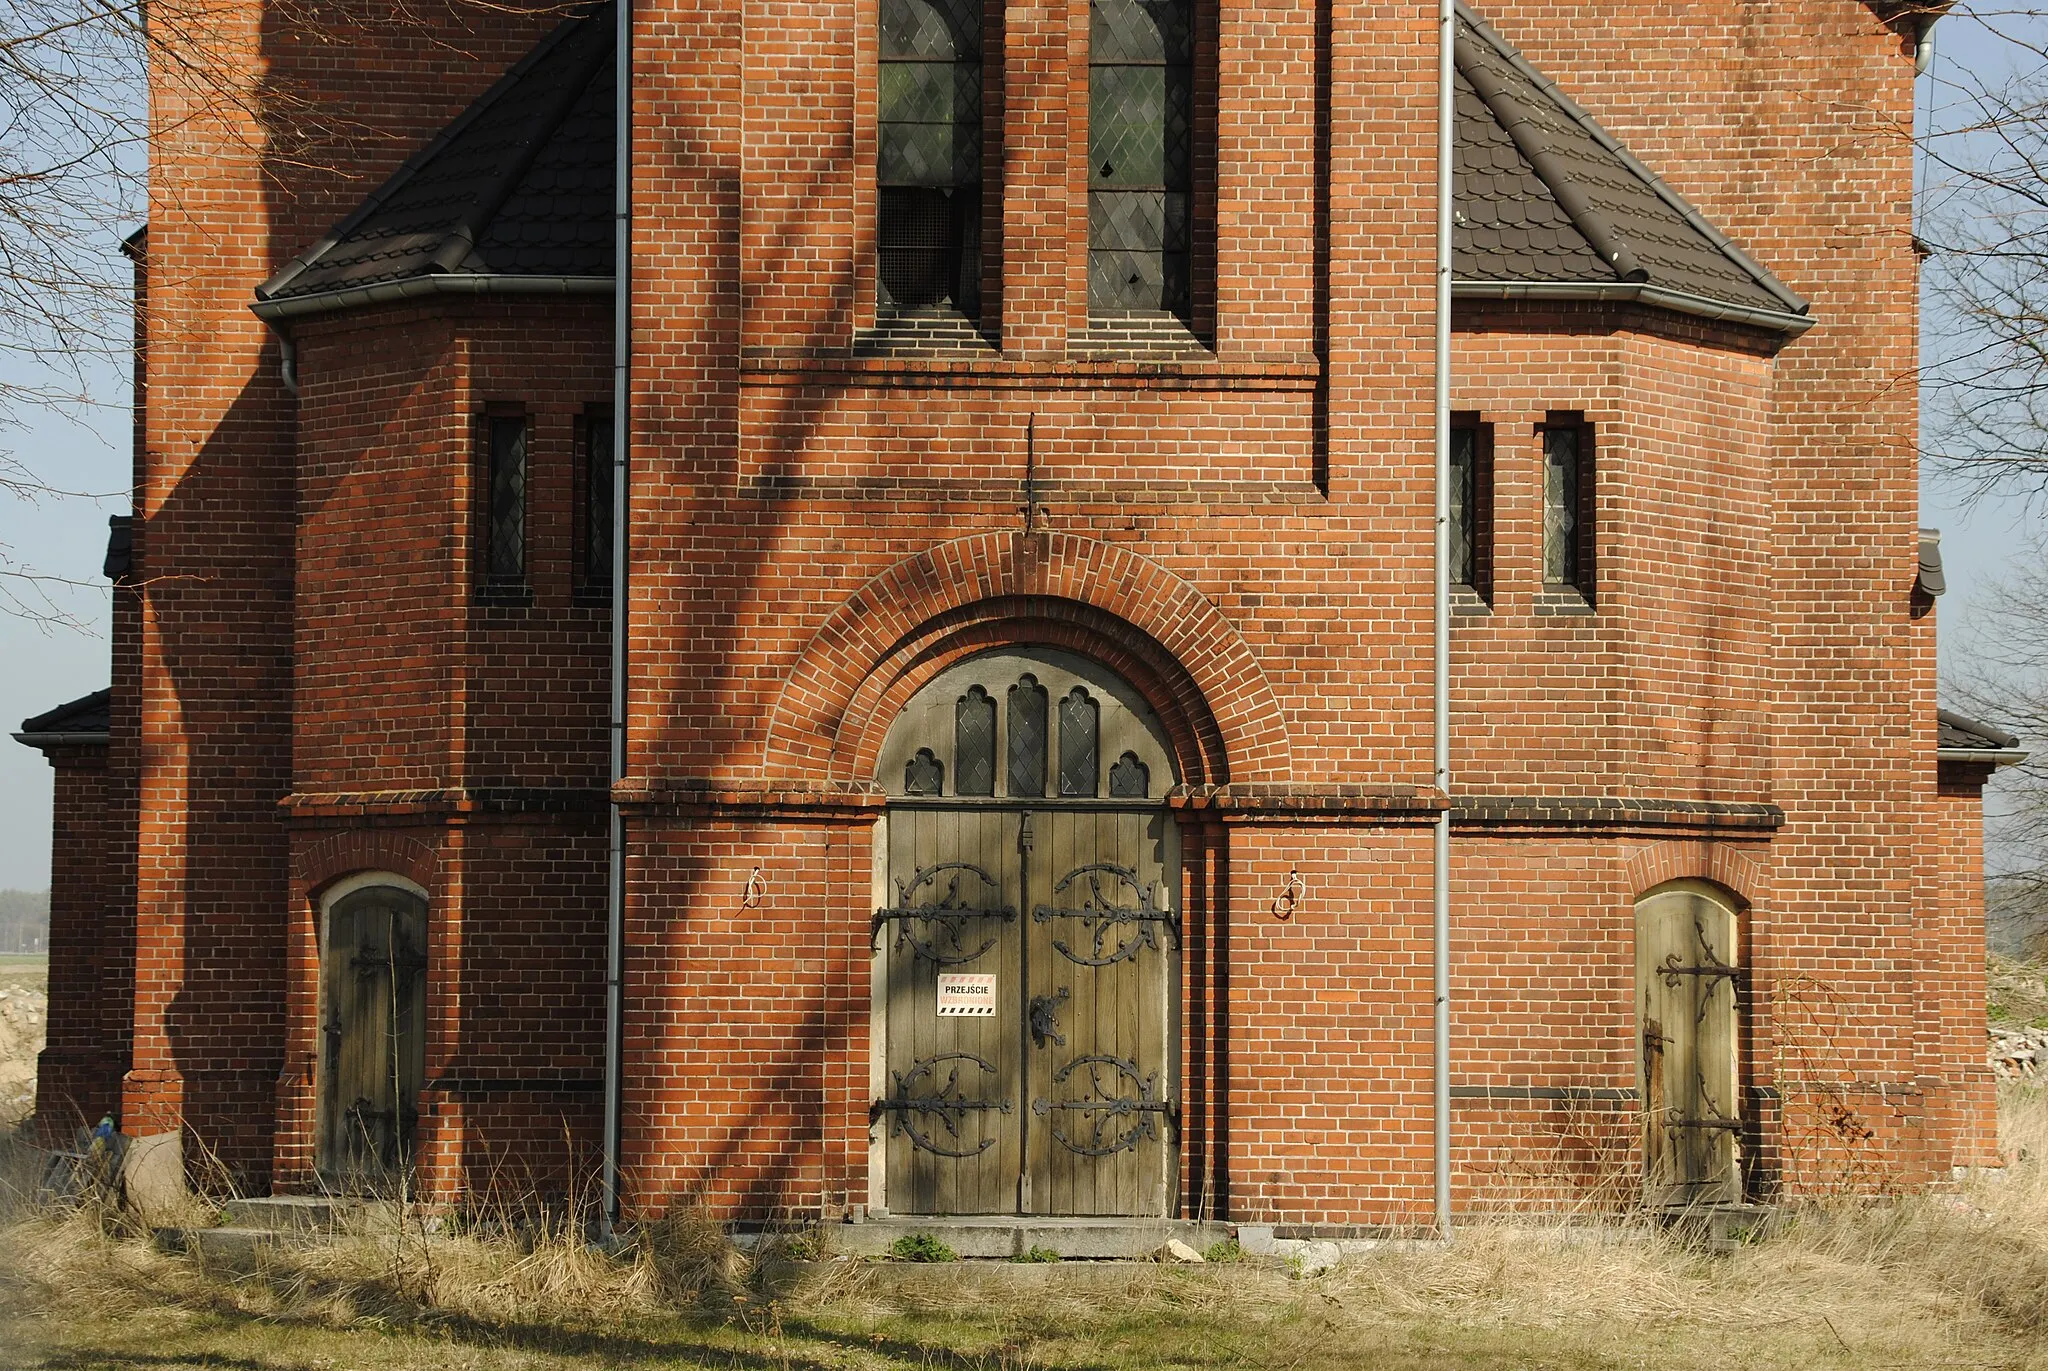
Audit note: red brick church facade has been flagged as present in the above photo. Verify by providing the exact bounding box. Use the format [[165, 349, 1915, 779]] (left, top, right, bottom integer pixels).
[[15, 0, 2028, 1231]]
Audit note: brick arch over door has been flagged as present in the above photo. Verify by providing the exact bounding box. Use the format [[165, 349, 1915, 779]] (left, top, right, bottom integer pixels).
[[762, 532, 1291, 786], [1623, 840, 1766, 908], [296, 831, 442, 902]]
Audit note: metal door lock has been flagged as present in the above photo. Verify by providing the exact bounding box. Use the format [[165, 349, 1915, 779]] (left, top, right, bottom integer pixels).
[[1029, 987, 1070, 1049]]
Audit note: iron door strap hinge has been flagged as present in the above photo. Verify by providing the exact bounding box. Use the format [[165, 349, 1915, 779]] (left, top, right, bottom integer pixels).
[[1031, 1054, 1178, 1157], [872, 860, 1018, 966], [1658, 953, 1743, 988], [1033, 862, 1179, 966], [872, 1052, 1015, 1158]]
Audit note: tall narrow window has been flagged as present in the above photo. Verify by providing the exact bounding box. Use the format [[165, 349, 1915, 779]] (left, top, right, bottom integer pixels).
[[581, 408, 614, 598], [1089, 0, 1193, 329], [878, 0, 982, 319], [1058, 687, 1099, 797], [1450, 413, 1493, 603], [1008, 675, 1048, 798], [955, 686, 996, 796], [482, 412, 527, 587], [1542, 412, 1595, 603]]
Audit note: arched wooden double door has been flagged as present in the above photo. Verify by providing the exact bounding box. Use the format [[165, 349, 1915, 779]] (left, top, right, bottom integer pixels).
[[873, 648, 1180, 1216]]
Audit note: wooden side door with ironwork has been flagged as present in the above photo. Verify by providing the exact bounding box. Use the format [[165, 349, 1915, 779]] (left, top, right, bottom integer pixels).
[[1636, 882, 1742, 1208], [317, 885, 428, 1191]]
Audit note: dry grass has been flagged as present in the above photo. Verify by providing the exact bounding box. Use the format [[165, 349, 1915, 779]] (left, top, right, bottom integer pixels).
[[8, 1094, 2048, 1368]]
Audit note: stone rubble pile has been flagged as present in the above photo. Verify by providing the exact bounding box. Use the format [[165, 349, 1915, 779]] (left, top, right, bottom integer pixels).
[[1990, 1025, 2048, 1079]]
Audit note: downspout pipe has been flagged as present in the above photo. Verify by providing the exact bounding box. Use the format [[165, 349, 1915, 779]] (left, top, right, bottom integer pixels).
[[1432, 0, 1455, 1240], [601, 0, 631, 1242]]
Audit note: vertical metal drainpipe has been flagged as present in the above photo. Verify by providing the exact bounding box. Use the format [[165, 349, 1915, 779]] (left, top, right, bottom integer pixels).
[[1433, 0, 1455, 1239], [602, 0, 632, 1242]]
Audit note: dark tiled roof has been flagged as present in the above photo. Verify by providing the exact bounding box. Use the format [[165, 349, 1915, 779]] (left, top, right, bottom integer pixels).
[[1453, 3, 1809, 332], [16, 689, 111, 745], [1939, 709, 2022, 754], [258, 0, 1807, 335], [255, 3, 614, 310]]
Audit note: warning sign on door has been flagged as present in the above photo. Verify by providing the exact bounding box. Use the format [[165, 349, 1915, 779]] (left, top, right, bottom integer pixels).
[[936, 974, 997, 1016]]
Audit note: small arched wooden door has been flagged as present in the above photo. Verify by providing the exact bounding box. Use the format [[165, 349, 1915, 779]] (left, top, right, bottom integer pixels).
[[873, 648, 1179, 1217], [316, 882, 428, 1191], [1636, 881, 1743, 1208]]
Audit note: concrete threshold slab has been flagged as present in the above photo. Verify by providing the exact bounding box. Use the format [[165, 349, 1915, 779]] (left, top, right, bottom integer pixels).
[[823, 1215, 1231, 1261]]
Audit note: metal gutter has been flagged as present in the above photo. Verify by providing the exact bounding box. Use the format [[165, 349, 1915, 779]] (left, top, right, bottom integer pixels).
[[601, 0, 632, 1243], [1453, 278, 1814, 337], [1938, 747, 2030, 767], [1432, 0, 1455, 1242], [251, 274, 613, 324], [12, 731, 111, 749]]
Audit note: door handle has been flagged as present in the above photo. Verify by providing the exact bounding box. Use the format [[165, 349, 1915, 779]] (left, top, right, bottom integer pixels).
[[1030, 988, 1070, 1049]]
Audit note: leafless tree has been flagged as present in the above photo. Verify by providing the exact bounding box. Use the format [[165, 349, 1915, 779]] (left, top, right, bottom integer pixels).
[[1921, 6, 2048, 498]]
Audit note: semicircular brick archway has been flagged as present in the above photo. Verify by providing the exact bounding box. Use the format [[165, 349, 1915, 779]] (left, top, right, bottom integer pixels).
[[763, 532, 1291, 787]]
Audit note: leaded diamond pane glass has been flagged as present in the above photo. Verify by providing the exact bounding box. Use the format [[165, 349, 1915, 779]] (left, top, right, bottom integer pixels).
[[905, 747, 944, 796], [488, 416, 526, 581], [1089, 0, 1192, 323], [1007, 675, 1048, 798], [1090, 0, 1191, 62], [1544, 426, 1580, 585], [880, 0, 979, 59], [1450, 426, 1474, 588], [585, 413, 614, 591], [1089, 65, 1191, 188], [1057, 687, 1099, 798], [955, 686, 995, 796], [1108, 750, 1149, 799]]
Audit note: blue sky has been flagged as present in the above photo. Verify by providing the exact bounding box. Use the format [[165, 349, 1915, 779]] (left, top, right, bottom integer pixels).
[[0, 6, 2039, 889]]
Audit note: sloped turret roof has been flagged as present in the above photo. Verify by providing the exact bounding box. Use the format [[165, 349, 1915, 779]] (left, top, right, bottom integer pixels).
[[1452, 3, 1809, 332], [255, 0, 1809, 336], [254, 2, 614, 317]]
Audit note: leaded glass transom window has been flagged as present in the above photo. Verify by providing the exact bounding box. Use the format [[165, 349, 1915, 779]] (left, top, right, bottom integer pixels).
[[1008, 675, 1048, 798], [1088, 0, 1192, 322], [486, 415, 526, 583], [905, 747, 945, 796], [1058, 687, 1100, 797], [955, 686, 995, 796], [1108, 750, 1149, 798], [879, 0, 982, 315]]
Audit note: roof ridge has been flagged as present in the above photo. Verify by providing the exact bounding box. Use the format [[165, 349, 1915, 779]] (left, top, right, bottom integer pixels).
[[257, 2, 612, 303], [1453, 0, 1809, 319], [1454, 35, 1645, 286]]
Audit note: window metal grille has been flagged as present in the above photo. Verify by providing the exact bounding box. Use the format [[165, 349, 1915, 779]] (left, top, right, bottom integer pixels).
[[1088, 0, 1192, 321], [955, 686, 996, 796], [879, 0, 982, 315], [486, 415, 526, 583]]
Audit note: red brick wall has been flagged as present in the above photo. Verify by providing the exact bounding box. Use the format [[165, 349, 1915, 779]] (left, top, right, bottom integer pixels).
[[108, 0, 1994, 1220], [33, 745, 122, 1131]]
